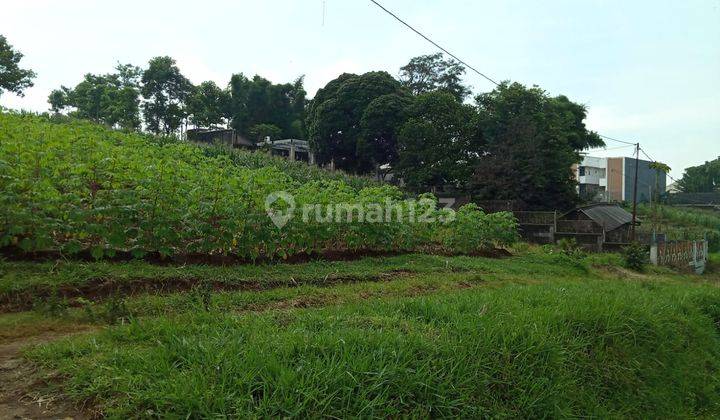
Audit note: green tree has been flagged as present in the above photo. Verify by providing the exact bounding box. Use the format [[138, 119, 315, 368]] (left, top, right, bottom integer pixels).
[[472, 82, 604, 210], [0, 34, 36, 97], [399, 53, 470, 102], [360, 93, 412, 170], [249, 123, 283, 142], [677, 157, 719, 193], [141, 56, 193, 135], [187, 81, 228, 128], [226, 74, 306, 139], [47, 64, 141, 130], [306, 71, 406, 173], [395, 92, 477, 191], [48, 86, 71, 113]]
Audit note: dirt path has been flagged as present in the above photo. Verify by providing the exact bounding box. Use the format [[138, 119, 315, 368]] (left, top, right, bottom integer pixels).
[[0, 330, 95, 420]]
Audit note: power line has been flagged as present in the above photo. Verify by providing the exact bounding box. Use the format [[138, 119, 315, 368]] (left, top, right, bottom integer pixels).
[[369, 0, 500, 86], [584, 144, 636, 153], [640, 147, 679, 183], [368, 0, 678, 184], [597, 134, 636, 146]]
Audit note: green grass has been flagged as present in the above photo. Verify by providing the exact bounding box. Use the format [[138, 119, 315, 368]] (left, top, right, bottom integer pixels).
[[0, 251, 583, 297], [4, 247, 719, 417], [27, 276, 720, 418]]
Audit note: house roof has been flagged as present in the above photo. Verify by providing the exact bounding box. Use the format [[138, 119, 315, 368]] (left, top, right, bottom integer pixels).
[[564, 203, 634, 232]]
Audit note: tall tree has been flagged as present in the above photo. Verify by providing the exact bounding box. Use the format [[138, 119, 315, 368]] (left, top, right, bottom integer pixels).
[[472, 82, 604, 210], [226, 74, 306, 139], [395, 91, 478, 191], [306, 71, 407, 173], [359, 93, 412, 169], [398, 53, 470, 102], [186, 81, 228, 128], [47, 63, 141, 130], [677, 157, 720, 193], [141, 56, 193, 135], [0, 35, 36, 97]]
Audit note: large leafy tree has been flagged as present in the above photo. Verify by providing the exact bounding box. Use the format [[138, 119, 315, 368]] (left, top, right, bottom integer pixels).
[[472, 82, 604, 210], [0, 35, 36, 97], [398, 53, 470, 102], [306, 71, 407, 173], [186, 81, 228, 128], [226, 74, 306, 139], [677, 157, 720, 193], [395, 92, 478, 191], [141, 56, 193, 135], [47, 63, 142, 130], [359, 93, 412, 170]]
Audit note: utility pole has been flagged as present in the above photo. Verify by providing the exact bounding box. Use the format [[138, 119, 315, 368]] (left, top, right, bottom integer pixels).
[[630, 142, 640, 242]]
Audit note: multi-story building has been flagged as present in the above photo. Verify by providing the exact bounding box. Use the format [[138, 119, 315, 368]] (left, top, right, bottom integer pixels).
[[574, 156, 666, 203]]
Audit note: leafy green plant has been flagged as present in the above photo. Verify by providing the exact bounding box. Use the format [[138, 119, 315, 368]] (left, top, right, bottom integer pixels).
[[101, 294, 131, 324], [622, 243, 648, 272], [33, 291, 69, 317], [557, 238, 586, 259], [0, 112, 519, 261]]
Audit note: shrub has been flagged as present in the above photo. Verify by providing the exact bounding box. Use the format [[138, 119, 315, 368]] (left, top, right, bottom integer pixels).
[[436, 204, 518, 254], [622, 242, 648, 271]]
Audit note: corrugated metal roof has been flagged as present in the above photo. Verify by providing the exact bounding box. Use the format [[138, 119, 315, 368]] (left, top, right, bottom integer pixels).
[[572, 204, 634, 232]]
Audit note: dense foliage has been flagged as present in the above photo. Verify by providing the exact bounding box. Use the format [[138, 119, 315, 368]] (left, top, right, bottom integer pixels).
[[49, 57, 307, 140], [472, 82, 604, 209], [0, 34, 36, 97], [49, 63, 142, 131], [0, 112, 517, 260], [395, 91, 478, 191], [44, 50, 603, 210], [306, 71, 409, 173], [308, 74, 602, 209], [677, 157, 719, 193], [398, 52, 471, 101]]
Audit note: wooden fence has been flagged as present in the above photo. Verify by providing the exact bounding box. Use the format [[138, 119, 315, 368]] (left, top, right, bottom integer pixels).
[[650, 240, 708, 274]]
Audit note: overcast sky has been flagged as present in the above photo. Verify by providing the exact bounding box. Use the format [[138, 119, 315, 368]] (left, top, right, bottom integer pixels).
[[2, 0, 719, 179]]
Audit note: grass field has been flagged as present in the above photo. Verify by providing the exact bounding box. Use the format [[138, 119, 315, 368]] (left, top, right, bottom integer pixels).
[[2, 248, 720, 418]]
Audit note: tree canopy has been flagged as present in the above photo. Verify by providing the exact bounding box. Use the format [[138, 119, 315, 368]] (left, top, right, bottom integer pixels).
[[472, 82, 604, 209], [0, 34, 36, 97], [141, 56, 193, 135], [395, 92, 477, 191], [306, 71, 407, 173], [226, 74, 306, 140], [398, 53, 470, 102], [677, 157, 720, 193], [186, 81, 228, 128], [48, 63, 142, 130]]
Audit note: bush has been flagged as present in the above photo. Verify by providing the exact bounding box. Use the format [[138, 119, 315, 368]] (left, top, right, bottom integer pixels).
[[436, 204, 518, 253], [622, 242, 648, 271]]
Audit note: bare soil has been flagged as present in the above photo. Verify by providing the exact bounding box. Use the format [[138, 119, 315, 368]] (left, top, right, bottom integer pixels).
[[0, 330, 96, 420]]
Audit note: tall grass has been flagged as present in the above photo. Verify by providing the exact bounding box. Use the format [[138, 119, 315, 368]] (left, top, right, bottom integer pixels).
[[29, 279, 720, 418]]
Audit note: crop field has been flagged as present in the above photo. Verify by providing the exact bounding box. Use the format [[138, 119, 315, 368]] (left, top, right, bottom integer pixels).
[[0, 112, 516, 262], [636, 203, 720, 251], [2, 112, 720, 418]]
